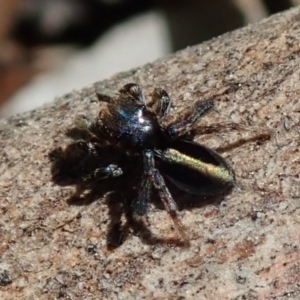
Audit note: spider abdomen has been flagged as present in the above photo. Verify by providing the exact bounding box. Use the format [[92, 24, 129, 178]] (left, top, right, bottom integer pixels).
[[157, 140, 235, 195]]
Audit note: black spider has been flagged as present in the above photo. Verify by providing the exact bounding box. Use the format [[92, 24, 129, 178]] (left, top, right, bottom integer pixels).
[[68, 83, 241, 244]]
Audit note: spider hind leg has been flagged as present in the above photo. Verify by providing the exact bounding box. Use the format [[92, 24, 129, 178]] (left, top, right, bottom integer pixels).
[[138, 149, 189, 245]]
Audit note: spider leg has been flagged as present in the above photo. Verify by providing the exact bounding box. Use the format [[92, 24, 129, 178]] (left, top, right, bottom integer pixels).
[[167, 99, 214, 138], [194, 122, 271, 153], [152, 169, 188, 244], [72, 141, 123, 184], [71, 163, 123, 204], [81, 164, 123, 184], [74, 114, 94, 132], [141, 150, 189, 244], [148, 88, 171, 119], [97, 83, 147, 105], [74, 114, 113, 144], [96, 88, 121, 103], [131, 177, 152, 216], [119, 83, 146, 104], [74, 141, 99, 156], [193, 122, 269, 135]]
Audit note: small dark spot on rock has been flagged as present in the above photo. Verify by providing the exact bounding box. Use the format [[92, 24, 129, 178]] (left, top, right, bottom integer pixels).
[[179, 281, 189, 287], [251, 211, 258, 221], [86, 244, 97, 255], [57, 290, 69, 298], [158, 277, 164, 288], [205, 238, 216, 244], [236, 275, 247, 284], [0, 270, 12, 286]]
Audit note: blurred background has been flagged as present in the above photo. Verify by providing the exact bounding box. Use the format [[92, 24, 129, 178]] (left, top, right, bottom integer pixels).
[[0, 0, 298, 117]]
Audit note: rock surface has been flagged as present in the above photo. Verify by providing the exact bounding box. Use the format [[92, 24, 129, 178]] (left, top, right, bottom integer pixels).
[[0, 6, 300, 300]]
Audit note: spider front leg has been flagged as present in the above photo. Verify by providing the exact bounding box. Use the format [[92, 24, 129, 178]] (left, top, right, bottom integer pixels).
[[147, 88, 171, 119], [81, 164, 123, 184], [193, 122, 271, 153], [167, 98, 214, 139], [119, 83, 146, 104], [72, 141, 123, 184], [193, 121, 270, 136], [73, 161, 123, 200], [75, 111, 121, 145], [137, 150, 188, 244], [96, 87, 121, 103], [74, 114, 107, 142], [74, 141, 99, 156]]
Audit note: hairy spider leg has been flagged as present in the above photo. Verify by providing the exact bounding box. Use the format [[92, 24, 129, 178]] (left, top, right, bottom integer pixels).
[[82, 164, 123, 183], [97, 83, 147, 105], [148, 88, 171, 119], [74, 114, 111, 143], [73, 141, 123, 184], [120, 84, 171, 118], [100, 83, 171, 118], [192, 122, 271, 153], [167, 98, 214, 138], [75, 141, 99, 156], [193, 121, 269, 135], [74, 115, 94, 133], [96, 88, 121, 103], [119, 83, 146, 105], [141, 150, 189, 244], [132, 177, 152, 216]]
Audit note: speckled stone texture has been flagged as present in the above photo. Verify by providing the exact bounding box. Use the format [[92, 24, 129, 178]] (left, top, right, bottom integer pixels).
[[1, 7, 300, 300]]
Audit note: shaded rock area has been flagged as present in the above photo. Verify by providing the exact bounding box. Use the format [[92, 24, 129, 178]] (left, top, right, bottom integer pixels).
[[1, 6, 300, 300]]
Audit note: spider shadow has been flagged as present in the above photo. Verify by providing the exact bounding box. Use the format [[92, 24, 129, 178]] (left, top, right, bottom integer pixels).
[[49, 127, 231, 249], [162, 181, 228, 212]]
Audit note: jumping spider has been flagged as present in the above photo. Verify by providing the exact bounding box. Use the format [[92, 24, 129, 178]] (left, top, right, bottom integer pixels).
[[72, 83, 263, 244]]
